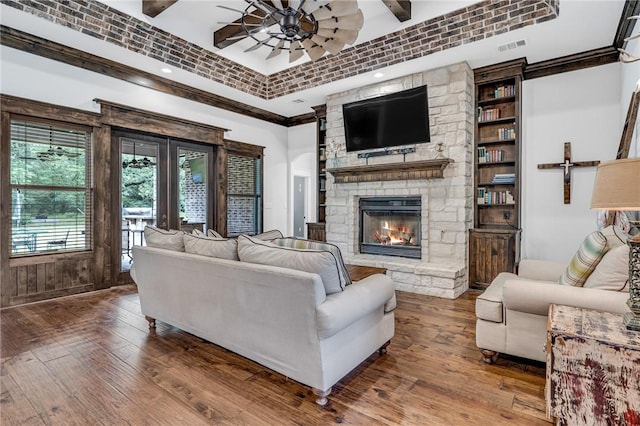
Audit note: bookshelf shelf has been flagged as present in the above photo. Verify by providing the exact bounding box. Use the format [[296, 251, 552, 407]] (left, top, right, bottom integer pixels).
[[478, 96, 516, 107], [470, 59, 524, 290]]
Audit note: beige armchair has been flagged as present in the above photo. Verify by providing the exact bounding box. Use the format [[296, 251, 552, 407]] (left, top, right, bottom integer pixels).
[[475, 259, 630, 363]]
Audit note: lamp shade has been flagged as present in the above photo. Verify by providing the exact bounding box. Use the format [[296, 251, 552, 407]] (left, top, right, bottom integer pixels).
[[590, 157, 640, 210]]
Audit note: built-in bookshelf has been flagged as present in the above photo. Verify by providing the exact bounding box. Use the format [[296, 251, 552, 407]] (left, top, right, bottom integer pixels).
[[307, 105, 327, 242], [469, 59, 524, 289]]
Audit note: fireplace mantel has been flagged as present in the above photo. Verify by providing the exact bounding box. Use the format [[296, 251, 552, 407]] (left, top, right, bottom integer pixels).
[[328, 159, 452, 183]]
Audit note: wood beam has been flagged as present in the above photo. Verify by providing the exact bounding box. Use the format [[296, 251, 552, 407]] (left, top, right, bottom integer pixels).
[[142, 0, 178, 18], [0, 26, 291, 126], [381, 0, 411, 22], [613, 0, 640, 49], [523, 46, 619, 80]]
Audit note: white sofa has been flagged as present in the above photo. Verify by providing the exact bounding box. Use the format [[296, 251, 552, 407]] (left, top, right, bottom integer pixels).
[[130, 244, 396, 405], [475, 259, 630, 363]]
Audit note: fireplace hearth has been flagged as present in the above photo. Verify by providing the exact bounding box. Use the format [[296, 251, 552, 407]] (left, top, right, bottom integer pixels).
[[359, 197, 421, 259]]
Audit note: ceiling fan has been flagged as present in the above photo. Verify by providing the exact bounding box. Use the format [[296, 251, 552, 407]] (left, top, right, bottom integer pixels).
[[122, 143, 156, 169], [18, 143, 81, 161], [219, 0, 364, 63]]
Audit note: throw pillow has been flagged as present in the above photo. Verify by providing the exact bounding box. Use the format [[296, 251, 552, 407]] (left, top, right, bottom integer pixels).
[[559, 231, 608, 287], [273, 237, 352, 287], [237, 234, 343, 295], [251, 229, 283, 241], [583, 244, 629, 291], [207, 229, 223, 238], [144, 226, 185, 252], [183, 233, 238, 261], [600, 225, 628, 250]]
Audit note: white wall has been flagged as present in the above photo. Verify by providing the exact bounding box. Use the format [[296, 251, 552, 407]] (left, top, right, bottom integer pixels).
[[521, 63, 622, 262], [287, 123, 317, 236], [0, 46, 291, 234]]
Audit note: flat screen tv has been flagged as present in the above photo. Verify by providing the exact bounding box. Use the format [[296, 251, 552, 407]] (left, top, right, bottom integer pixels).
[[343, 86, 430, 152]]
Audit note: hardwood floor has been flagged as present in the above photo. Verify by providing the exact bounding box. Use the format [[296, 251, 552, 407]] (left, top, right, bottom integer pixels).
[[1, 286, 549, 425]]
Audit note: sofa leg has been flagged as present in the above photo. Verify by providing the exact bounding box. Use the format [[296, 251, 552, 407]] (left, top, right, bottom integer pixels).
[[313, 388, 331, 406], [480, 349, 499, 364], [145, 316, 156, 329], [378, 340, 391, 355]]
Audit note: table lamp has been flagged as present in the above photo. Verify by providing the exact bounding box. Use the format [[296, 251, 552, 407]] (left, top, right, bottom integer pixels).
[[591, 157, 640, 331]]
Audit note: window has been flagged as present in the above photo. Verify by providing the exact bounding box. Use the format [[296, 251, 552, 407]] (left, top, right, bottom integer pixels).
[[227, 153, 262, 236], [10, 118, 92, 255]]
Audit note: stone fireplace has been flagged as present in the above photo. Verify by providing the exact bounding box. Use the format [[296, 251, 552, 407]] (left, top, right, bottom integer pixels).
[[323, 63, 474, 298]]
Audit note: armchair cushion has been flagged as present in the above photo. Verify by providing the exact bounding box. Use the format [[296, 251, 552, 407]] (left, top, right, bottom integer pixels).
[[583, 244, 629, 291]]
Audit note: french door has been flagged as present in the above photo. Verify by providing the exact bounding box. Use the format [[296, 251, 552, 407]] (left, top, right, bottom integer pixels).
[[114, 130, 215, 275]]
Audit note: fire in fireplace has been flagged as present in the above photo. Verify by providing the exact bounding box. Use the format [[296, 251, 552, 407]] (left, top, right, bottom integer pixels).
[[359, 197, 421, 259]]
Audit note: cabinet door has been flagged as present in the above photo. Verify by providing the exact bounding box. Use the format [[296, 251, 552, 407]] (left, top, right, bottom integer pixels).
[[469, 230, 517, 288]]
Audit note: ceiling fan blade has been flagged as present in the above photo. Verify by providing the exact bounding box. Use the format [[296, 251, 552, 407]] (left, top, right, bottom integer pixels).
[[301, 0, 327, 14], [289, 41, 305, 62], [249, 0, 275, 14], [302, 38, 327, 61], [266, 40, 285, 59], [311, 35, 345, 55], [244, 39, 270, 52], [271, 0, 284, 10], [316, 28, 358, 45], [312, 0, 358, 20], [317, 9, 363, 31]]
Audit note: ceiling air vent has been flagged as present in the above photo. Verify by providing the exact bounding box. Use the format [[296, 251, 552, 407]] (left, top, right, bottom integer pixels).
[[498, 39, 526, 53], [292, 99, 305, 104]]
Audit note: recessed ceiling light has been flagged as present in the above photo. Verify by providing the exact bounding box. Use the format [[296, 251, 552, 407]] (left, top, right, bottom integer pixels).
[[374, 72, 384, 78], [161, 67, 172, 74]]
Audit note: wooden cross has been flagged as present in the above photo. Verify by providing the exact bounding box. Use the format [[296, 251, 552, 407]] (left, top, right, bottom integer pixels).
[[537, 142, 600, 204]]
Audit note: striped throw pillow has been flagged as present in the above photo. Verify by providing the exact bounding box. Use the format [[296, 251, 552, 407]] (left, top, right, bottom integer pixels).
[[273, 238, 352, 287], [559, 231, 609, 287]]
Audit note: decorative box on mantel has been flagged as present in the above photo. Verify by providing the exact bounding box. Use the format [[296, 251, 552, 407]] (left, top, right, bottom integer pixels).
[[546, 304, 640, 425], [328, 159, 451, 184]]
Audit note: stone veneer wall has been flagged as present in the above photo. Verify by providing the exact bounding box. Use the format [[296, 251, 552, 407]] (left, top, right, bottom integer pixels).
[[4, 0, 558, 99], [325, 62, 474, 298]]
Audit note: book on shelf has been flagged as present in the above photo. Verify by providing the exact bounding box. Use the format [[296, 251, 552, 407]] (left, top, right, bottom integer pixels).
[[479, 189, 515, 205], [497, 127, 516, 140], [491, 173, 515, 184], [493, 85, 515, 99], [477, 187, 486, 205], [478, 107, 501, 122], [477, 147, 505, 163]]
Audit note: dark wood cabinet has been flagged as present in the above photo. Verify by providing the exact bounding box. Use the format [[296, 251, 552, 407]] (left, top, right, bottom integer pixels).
[[469, 60, 525, 289], [306, 222, 326, 242]]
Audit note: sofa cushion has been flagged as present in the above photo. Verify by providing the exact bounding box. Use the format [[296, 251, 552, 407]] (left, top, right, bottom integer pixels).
[[252, 229, 283, 241], [183, 233, 239, 261], [144, 226, 185, 251], [476, 272, 514, 323], [207, 229, 223, 238], [192, 229, 205, 236], [273, 237, 352, 288], [583, 244, 629, 291], [559, 231, 608, 287], [237, 234, 343, 295]]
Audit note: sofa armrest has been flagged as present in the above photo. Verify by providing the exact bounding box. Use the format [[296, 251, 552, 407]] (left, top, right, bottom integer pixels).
[[316, 274, 395, 340], [503, 279, 630, 317], [517, 259, 566, 282]]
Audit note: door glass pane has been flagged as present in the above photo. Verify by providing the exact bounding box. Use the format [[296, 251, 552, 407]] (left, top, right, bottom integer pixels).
[[121, 138, 158, 271], [178, 148, 208, 234]]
